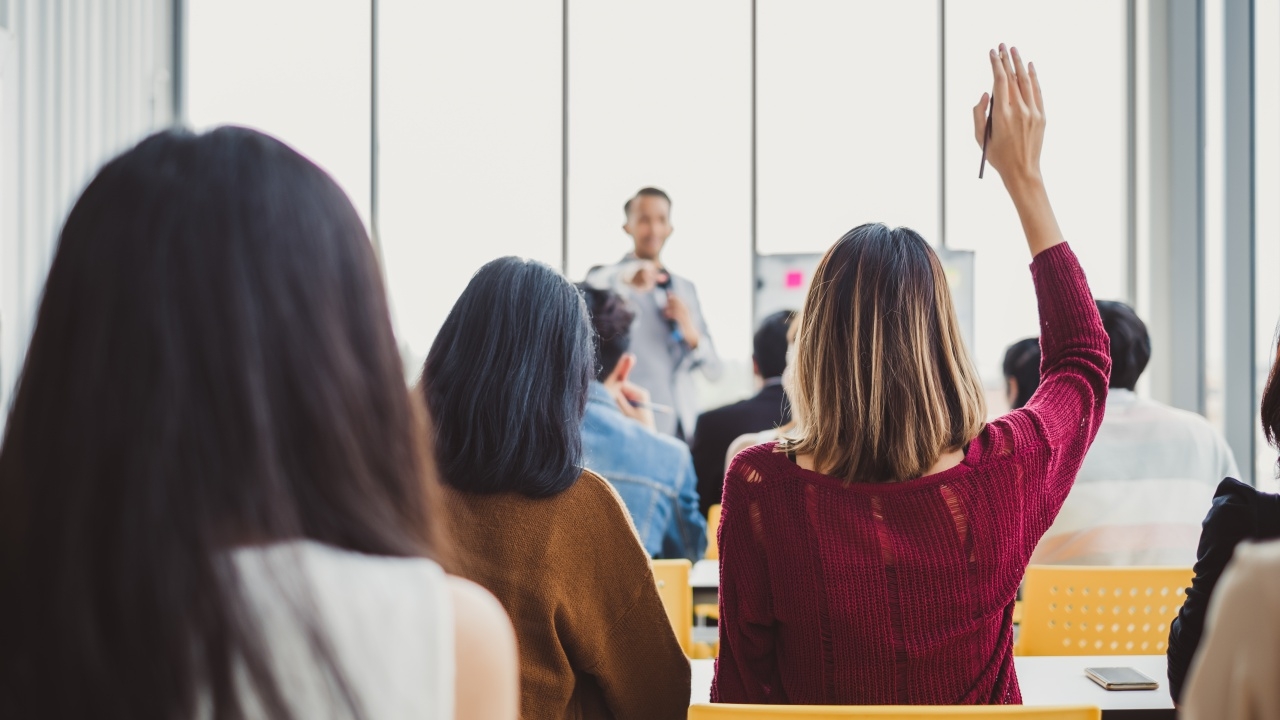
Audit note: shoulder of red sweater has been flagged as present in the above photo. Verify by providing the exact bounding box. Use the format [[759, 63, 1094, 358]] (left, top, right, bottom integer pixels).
[[726, 441, 786, 479], [732, 439, 778, 461]]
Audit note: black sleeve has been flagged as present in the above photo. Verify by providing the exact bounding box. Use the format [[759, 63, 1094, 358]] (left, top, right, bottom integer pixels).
[[690, 412, 727, 517], [1167, 477, 1258, 702]]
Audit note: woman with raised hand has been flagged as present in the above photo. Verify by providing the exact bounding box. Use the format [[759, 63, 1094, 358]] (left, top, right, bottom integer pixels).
[[425, 257, 690, 720], [712, 46, 1110, 705], [0, 128, 518, 720]]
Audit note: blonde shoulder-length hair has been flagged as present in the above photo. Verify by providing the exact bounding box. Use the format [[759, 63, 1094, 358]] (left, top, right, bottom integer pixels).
[[782, 223, 986, 483]]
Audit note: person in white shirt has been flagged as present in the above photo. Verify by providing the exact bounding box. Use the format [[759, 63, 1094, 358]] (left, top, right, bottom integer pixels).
[[1031, 300, 1240, 566]]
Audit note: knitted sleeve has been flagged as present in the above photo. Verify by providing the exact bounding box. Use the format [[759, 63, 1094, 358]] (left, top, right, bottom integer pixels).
[[558, 472, 691, 719], [582, 574, 692, 720], [712, 454, 783, 704], [999, 243, 1111, 552]]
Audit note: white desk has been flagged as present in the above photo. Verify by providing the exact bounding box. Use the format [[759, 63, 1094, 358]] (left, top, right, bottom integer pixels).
[[690, 559, 718, 588], [691, 655, 1173, 717]]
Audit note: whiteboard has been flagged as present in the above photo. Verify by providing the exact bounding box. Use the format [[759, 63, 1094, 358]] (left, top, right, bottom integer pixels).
[[754, 247, 976, 355]]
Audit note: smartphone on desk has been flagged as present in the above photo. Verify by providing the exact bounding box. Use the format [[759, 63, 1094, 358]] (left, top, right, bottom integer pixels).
[[1084, 666, 1159, 691]]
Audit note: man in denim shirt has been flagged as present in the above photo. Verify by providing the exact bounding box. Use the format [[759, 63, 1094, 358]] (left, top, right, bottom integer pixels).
[[578, 284, 707, 562]]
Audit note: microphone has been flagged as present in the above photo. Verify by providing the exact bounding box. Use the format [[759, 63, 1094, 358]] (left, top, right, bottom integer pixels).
[[656, 274, 684, 344]]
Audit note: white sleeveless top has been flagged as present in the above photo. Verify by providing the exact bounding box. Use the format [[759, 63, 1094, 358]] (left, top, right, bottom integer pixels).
[[226, 540, 454, 719]]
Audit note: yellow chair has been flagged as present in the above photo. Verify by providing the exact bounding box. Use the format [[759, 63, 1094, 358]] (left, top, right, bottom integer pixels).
[[696, 503, 723, 653], [652, 558, 692, 655], [706, 504, 723, 560], [1016, 565, 1193, 656], [688, 704, 1099, 719]]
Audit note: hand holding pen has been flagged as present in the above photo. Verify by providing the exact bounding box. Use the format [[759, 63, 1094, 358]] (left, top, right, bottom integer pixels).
[[613, 380, 659, 431], [973, 43, 1064, 258], [974, 43, 1045, 188]]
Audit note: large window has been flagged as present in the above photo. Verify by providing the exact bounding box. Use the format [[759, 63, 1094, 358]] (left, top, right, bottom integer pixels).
[[185, 0, 1268, 440], [187, 0, 371, 223], [376, 0, 562, 370], [944, 0, 1130, 397], [566, 0, 754, 406], [756, 0, 940, 255]]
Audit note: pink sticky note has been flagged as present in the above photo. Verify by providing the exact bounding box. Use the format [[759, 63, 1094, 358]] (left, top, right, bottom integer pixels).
[[785, 270, 804, 289]]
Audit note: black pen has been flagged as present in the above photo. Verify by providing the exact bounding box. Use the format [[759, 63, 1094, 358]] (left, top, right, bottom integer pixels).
[[978, 97, 994, 179]]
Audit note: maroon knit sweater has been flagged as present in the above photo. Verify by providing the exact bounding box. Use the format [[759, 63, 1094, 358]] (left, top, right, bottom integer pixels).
[[712, 243, 1110, 706]]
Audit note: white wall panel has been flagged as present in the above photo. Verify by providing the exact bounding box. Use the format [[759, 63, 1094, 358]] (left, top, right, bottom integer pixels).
[[756, 0, 940, 255], [377, 0, 563, 372], [567, 0, 753, 408]]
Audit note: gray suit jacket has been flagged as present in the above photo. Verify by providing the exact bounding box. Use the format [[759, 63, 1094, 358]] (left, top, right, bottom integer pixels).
[[586, 258, 722, 438]]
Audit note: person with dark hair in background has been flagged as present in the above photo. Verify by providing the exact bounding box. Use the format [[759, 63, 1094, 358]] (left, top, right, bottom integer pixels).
[[1002, 336, 1042, 410], [585, 187, 722, 439], [1173, 341, 1280, 712], [1032, 300, 1239, 566], [0, 127, 518, 720], [691, 310, 796, 515], [578, 283, 707, 562], [426, 258, 690, 720]]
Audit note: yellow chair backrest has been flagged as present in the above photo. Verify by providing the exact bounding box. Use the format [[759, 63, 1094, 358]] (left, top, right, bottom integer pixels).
[[688, 704, 1099, 719], [706, 504, 722, 560], [652, 558, 692, 655], [1017, 564, 1192, 656]]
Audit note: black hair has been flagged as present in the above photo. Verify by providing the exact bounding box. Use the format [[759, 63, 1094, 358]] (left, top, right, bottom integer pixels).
[[578, 284, 636, 381], [1262, 338, 1280, 457], [0, 127, 435, 720], [1002, 337, 1042, 409], [424, 257, 593, 498], [754, 310, 796, 379], [1095, 300, 1151, 391], [623, 186, 672, 218]]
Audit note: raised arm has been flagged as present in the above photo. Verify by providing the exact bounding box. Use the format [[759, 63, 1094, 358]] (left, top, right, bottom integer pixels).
[[973, 45, 1061, 259], [974, 46, 1111, 542]]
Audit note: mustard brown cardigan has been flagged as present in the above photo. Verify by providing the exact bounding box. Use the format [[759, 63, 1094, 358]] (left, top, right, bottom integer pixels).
[[442, 470, 690, 719]]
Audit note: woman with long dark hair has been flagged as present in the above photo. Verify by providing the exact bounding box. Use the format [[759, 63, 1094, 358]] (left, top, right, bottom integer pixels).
[[0, 127, 517, 720], [425, 256, 690, 720]]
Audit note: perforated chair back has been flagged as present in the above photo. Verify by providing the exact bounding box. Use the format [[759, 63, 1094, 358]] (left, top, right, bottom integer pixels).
[[688, 704, 1100, 719], [1016, 564, 1193, 656], [652, 558, 692, 655], [706, 504, 722, 560]]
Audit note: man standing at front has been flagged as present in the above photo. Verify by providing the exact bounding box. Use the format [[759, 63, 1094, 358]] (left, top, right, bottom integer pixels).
[[586, 187, 721, 440]]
